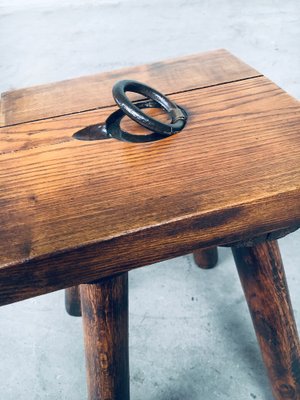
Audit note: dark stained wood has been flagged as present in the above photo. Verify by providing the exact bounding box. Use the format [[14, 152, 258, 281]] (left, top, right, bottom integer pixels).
[[0, 75, 300, 305], [0, 49, 260, 126], [65, 286, 81, 317], [224, 226, 299, 248], [193, 247, 218, 269], [80, 273, 129, 400], [232, 241, 300, 400]]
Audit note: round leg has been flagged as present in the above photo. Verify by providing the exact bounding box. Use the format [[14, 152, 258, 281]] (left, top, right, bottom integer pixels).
[[80, 273, 130, 400], [65, 286, 81, 316], [232, 240, 300, 400], [193, 247, 218, 269]]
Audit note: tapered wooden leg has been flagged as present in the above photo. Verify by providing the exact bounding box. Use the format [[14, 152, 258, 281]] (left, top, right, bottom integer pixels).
[[193, 247, 218, 269], [232, 240, 300, 400], [65, 286, 82, 316], [80, 273, 129, 400]]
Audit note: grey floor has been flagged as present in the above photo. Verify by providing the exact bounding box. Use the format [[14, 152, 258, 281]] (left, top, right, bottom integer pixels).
[[0, 1, 299, 399]]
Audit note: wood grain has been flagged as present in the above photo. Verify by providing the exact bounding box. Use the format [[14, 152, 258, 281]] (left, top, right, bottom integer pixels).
[[65, 286, 81, 316], [0, 75, 298, 156], [193, 247, 218, 269], [0, 76, 300, 305], [0, 49, 260, 127], [232, 241, 300, 400], [81, 273, 129, 400]]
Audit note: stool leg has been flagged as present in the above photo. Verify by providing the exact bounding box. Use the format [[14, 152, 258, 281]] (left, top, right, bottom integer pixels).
[[193, 247, 218, 269], [232, 240, 300, 400], [80, 273, 129, 400], [65, 286, 82, 316]]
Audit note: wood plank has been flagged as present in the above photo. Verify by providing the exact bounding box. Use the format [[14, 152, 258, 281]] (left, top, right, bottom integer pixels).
[[0, 106, 108, 155], [0, 49, 260, 127], [0, 73, 294, 156], [0, 76, 299, 305]]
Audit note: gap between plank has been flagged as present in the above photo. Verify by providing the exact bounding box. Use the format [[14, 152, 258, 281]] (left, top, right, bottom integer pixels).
[[0, 74, 263, 129]]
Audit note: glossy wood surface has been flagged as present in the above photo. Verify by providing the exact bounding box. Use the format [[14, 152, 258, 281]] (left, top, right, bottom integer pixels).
[[0, 51, 299, 306], [0, 49, 260, 126], [81, 273, 129, 400], [232, 241, 300, 400]]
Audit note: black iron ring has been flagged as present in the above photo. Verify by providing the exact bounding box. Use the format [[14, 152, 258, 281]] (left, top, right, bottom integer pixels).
[[112, 80, 187, 136], [106, 100, 187, 143]]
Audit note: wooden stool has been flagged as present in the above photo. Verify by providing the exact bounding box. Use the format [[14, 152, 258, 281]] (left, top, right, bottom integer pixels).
[[0, 49, 299, 400]]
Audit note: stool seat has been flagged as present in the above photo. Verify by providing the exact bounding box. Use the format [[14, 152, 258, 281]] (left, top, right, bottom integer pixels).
[[0, 49, 299, 307]]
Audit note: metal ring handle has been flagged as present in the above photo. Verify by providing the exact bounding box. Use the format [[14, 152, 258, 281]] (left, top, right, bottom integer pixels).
[[112, 80, 187, 136], [105, 100, 187, 143]]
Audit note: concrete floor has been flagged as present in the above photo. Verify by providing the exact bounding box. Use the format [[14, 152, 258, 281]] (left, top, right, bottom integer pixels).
[[0, 1, 299, 399]]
